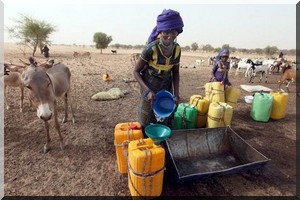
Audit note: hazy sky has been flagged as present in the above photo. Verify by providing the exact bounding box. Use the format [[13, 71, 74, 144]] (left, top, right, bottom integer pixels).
[[2, 0, 297, 50]]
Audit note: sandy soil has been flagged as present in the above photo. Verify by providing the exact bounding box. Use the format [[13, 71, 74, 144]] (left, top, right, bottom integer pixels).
[[3, 43, 296, 196]]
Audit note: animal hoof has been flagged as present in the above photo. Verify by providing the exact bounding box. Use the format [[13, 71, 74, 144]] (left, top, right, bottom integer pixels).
[[60, 143, 66, 151], [43, 145, 51, 153], [62, 117, 67, 123]]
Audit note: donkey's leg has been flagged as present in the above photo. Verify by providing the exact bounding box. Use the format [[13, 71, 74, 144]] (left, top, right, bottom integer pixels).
[[4, 86, 10, 110], [67, 90, 75, 124], [44, 120, 51, 153], [69, 97, 76, 124], [62, 93, 68, 123], [53, 100, 65, 150]]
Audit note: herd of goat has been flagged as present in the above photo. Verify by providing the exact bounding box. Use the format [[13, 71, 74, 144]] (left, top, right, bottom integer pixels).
[[215, 56, 296, 92], [1, 53, 297, 152]]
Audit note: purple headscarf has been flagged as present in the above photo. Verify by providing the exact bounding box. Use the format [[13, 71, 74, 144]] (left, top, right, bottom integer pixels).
[[147, 9, 184, 44], [214, 48, 230, 64]]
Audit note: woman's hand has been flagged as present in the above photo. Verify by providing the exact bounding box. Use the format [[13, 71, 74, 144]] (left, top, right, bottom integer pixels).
[[174, 96, 180, 105], [145, 89, 155, 102]]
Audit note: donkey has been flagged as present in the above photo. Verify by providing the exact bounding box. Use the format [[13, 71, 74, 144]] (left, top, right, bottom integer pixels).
[[3, 63, 26, 112], [22, 57, 75, 153]]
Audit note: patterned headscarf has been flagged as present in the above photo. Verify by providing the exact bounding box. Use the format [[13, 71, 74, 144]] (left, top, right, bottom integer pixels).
[[147, 9, 184, 44]]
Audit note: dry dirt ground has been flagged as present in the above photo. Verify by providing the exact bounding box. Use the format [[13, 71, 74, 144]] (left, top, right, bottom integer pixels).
[[3, 43, 296, 196]]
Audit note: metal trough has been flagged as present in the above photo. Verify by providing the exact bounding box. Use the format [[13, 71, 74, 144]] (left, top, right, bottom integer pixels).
[[165, 126, 270, 183]]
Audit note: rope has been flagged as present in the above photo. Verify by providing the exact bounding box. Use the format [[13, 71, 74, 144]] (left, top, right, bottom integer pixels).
[[126, 140, 165, 197], [180, 105, 188, 129], [206, 83, 224, 102], [207, 102, 226, 125]]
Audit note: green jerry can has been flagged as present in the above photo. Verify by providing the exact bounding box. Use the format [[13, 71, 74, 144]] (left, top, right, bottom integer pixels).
[[172, 103, 197, 130], [250, 92, 274, 122]]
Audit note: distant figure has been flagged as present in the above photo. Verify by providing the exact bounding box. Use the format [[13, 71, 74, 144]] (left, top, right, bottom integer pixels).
[[111, 50, 117, 54], [42, 45, 50, 58], [279, 51, 283, 58], [210, 48, 231, 87]]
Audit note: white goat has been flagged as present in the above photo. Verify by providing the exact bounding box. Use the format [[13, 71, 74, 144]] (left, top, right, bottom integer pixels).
[[245, 60, 269, 83], [235, 58, 252, 76]]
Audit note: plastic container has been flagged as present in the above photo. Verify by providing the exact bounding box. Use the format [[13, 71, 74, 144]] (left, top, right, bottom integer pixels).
[[270, 91, 289, 120], [172, 103, 197, 130], [128, 138, 165, 197], [207, 102, 233, 128], [205, 82, 225, 103], [114, 122, 143, 173], [189, 95, 210, 128], [250, 92, 273, 122], [225, 86, 241, 108], [153, 90, 176, 120], [244, 95, 254, 104], [145, 124, 171, 145]]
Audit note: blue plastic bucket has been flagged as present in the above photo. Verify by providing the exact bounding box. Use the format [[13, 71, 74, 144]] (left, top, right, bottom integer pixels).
[[145, 124, 171, 145], [153, 90, 176, 119]]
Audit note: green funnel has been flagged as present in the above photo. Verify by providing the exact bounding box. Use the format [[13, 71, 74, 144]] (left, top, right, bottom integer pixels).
[[145, 124, 171, 145]]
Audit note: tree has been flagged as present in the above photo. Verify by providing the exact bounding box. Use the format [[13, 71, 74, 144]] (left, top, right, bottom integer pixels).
[[114, 43, 121, 49], [264, 45, 278, 56], [7, 14, 56, 56], [191, 42, 199, 51], [182, 45, 191, 51], [254, 48, 263, 55], [222, 44, 230, 49], [93, 32, 112, 54], [202, 44, 214, 52]]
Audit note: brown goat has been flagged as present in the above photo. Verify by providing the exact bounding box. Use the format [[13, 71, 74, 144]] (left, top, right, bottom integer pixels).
[[278, 68, 296, 92]]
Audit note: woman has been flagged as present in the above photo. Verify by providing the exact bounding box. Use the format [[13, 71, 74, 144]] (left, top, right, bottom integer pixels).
[[133, 9, 184, 130], [210, 48, 232, 86]]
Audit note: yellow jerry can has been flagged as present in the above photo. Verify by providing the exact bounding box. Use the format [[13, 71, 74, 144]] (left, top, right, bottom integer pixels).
[[114, 122, 143, 174], [189, 95, 210, 128], [225, 86, 241, 108], [205, 82, 225, 103], [128, 138, 165, 197], [207, 102, 233, 128], [270, 92, 289, 120]]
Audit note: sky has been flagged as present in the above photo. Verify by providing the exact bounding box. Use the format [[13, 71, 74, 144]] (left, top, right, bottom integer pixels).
[[1, 0, 297, 50]]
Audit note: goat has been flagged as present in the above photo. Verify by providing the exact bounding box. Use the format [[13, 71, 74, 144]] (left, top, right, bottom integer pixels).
[[270, 58, 285, 73], [195, 59, 205, 65], [245, 60, 269, 83], [22, 57, 75, 153], [73, 51, 91, 59], [111, 50, 117, 54], [229, 57, 239, 74], [235, 58, 252, 76], [278, 68, 296, 92]]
